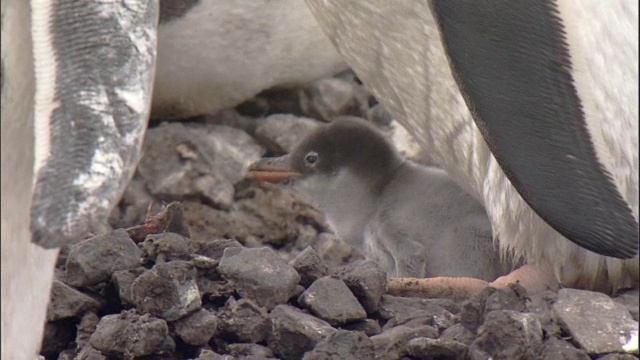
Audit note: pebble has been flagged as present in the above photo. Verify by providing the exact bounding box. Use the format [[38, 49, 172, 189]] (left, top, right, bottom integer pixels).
[[140, 232, 194, 264], [303, 330, 375, 360], [289, 246, 330, 288], [253, 114, 321, 153], [333, 260, 387, 314], [299, 276, 367, 325], [89, 310, 172, 358], [299, 77, 369, 122], [46, 280, 103, 321], [130, 260, 202, 321], [172, 308, 219, 345], [370, 325, 438, 360], [553, 288, 639, 355], [65, 230, 141, 287], [226, 343, 275, 359], [111, 267, 146, 307], [218, 297, 271, 343], [467, 310, 543, 360], [269, 304, 337, 360], [406, 337, 468, 359], [537, 337, 590, 360], [218, 247, 300, 310], [378, 295, 454, 331]]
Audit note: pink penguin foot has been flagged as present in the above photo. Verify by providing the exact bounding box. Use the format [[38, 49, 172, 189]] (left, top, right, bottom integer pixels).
[[387, 261, 559, 299]]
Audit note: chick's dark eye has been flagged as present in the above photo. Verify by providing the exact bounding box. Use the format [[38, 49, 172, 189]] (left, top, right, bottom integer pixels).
[[304, 151, 319, 165]]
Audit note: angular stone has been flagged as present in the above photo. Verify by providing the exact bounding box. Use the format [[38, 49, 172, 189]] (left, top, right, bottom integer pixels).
[[218, 247, 300, 310], [269, 304, 336, 360], [130, 260, 201, 321], [313, 232, 362, 267], [65, 230, 142, 287], [303, 330, 374, 360], [111, 267, 145, 307], [75, 346, 107, 360], [289, 246, 329, 288], [553, 288, 639, 355], [378, 295, 454, 331], [299, 276, 367, 325], [370, 325, 438, 360], [218, 297, 271, 343], [440, 324, 476, 346], [468, 310, 542, 360], [406, 337, 467, 359], [342, 319, 382, 336], [76, 312, 100, 350], [89, 311, 170, 358], [459, 287, 497, 332], [172, 308, 219, 345], [254, 114, 320, 153], [140, 232, 194, 264], [47, 280, 103, 321], [299, 78, 369, 122], [226, 343, 275, 359], [484, 283, 527, 313], [537, 337, 590, 360], [333, 260, 387, 314], [196, 349, 235, 360]]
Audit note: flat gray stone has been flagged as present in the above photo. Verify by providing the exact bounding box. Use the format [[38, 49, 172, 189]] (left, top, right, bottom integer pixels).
[[299, 276, 367, 325], [333, 260, 387, 314], [172, 308, 219, 345], [406, 337, 467, 359], [46, 280, 103, 321], [65, 230, 141, 287], [269, 304, 337, 360], [130, 260, 201, 321], [537, 337, 589, 360], [553, 288, 639, 355], [226, 343, 275, 359], [254, 114, 320, 153], [378, 295, 454, 331], [218, 247, 300, 310]]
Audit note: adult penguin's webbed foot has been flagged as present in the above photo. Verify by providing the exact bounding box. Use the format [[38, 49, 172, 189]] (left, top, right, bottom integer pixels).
[[387, 260, 559, 300]]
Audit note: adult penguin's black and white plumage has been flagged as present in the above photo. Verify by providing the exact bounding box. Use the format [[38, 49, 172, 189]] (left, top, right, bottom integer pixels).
[[305, 0, 638, 295], [2, 0, 638, 358]]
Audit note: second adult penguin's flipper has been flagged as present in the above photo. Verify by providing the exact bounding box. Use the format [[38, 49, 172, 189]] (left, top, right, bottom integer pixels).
[[29, 1, 159, 248], [429, 0, 639, 259]]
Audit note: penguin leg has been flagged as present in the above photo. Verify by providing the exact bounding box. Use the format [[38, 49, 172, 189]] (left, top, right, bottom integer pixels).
[[387, 260, 559, 300]]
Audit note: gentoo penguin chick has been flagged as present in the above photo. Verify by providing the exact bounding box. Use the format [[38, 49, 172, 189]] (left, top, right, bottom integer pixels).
[[250, 117, 511, 281]]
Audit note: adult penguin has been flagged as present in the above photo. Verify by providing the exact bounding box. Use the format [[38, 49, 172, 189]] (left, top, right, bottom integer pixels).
[[304, 0, 638, 296]]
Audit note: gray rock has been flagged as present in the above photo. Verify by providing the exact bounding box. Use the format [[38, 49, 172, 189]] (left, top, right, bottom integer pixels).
[[553, 288, 639, 355], [468, 310, 543, 360], [526, 290, 561, 337], [597, 354, 640, 360], [56, 348, 78, 360], [269, 304, 337, 360], [46, 280, 103, 321], [172, 308, 219, 345], [75, 346, 107, 360], [254, 114, 321, 153], [440, 324, 476, 347], [218, 297, 271, 343], [538, 337, 590, 360], [218, 247, 300, 310], [138, 122, 263, 208], [226, 343, 275, 359], [289, 246, 329, 288], [140, 232, 194, 264], [130, 260, 201, 321], [76, 312, 100, 350], [459, 287, 497, 332], [378, 295, 454, 331], [343, 319, 382, 336], [111, 267, 146, 307], [484, 283, 527, 313], [193, 237, 244, 260], [299, 276, 367, 325], [406, 337, 467, 359], [196, 349, 235, 360], [65, 230, 142, 287], [299, 77, 369, 122], [333, 260, 387, 314], [313, 232, 363, 267], [40, 321, 75, 358], [614, 288, 640, 321], [89, 311, 171, 358], [370, 325, 438, 360], [303, 330, 375, 360]]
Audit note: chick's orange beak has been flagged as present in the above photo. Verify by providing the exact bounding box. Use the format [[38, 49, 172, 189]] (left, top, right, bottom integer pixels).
[[247, 155, 302, 183]]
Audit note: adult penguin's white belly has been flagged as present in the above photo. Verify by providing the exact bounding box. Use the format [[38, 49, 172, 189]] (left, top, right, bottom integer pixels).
[[151, 0, 347, 119], [305, 0, 639, 293]]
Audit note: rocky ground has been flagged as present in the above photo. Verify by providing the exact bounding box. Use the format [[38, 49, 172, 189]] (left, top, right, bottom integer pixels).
[[41, 71, 639, 360]]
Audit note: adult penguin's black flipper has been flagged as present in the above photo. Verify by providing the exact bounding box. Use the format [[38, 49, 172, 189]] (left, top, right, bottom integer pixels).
[[29, 1, 159, 248], [429, 0, 639, 259]]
